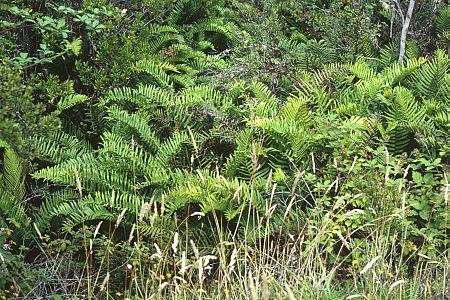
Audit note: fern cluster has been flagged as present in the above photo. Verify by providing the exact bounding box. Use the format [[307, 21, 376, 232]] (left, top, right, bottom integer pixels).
[[1, 0, 449, 296], [27, 44, 448, 243]]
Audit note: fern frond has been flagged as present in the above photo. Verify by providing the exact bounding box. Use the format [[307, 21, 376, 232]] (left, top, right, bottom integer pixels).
[[281, 95, 312, 126], [410, 49, 449, 101], [149, 33, 181, 53], [33, 131, 92, 164], [251, 82, 279, 118], [381, 57, 426, 86], [384, 87, 427, 153], [33, 153, 133, 193], [167, 0, 193, 25], [0, 147, 29, 229], [107, 107, 161, 150], [146, 24, 179, 35], [57, 94, 89, 112], [133, 60, 174, 89], [136, 84, 174, 106], [379, 41, 419, 69], [190, 20, 239, 46], [52, 200, 113, 231], [34, 190, 75, 229], [348, 61, 376, 82], [99, 132, 154, 175], [176, 85, 223, 106], [435, 6, 450, 42], [154, 131, 189, 167], [2, 148, 25, 201]]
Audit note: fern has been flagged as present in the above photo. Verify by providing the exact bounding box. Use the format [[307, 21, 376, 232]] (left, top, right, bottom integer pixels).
[[190, 19, 239, 47], [168, 0, 195, 25], [32, 131, 92, 164], [296, 39, 337, 71], [133, 60, 174, 89], [56, 94, 89, 112], [435, 6, 450, 47], [107, 107, 161, 150], [146, 24, 179, 35], [380, 57, 426, 87], [250, 82, 279, 118], [410, 49, 449, 102], [33, 153, 133, 193], [0, 146, 29, 230], [50, 200, 113, 232], [154, 131, 189, 167], [281, 95, 312, 125], [379, 41, 420, 69], [384, 87, 428, 153], [348, 61, 376, 82]]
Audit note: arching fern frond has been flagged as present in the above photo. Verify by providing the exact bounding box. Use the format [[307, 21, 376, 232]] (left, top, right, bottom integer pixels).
[[190, 19, 239, 46], [133, 60, 174, 89], [0, 147, 29, 229], [51, 200, 113, 232], [250, 82, 279, 118], [154, 131, 189, 167], [410, 49, 449, 102], [348, 61, 376, 82], [107, 107, 161, 150], [379, 41, 420, 69], [384, 87, 428, 153], [33, 153, 133, 193], [380, 57, 426, 87], [56, 94, 89, 112], [32, 131, 92, 164]]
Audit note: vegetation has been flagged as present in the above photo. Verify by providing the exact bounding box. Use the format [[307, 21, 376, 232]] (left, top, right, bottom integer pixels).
[[0, 0, 448, 299]]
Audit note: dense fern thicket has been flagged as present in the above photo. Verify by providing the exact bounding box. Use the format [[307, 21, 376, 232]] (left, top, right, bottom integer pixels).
[[0, 1, 449, 299]]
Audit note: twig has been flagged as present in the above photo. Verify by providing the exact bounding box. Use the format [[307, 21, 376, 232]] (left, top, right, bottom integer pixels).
[[0, 23, 35, 35]]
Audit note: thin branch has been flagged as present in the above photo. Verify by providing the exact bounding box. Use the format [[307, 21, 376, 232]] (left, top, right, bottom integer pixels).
[[392, 0, 405, 23], [0, 23, 35, 35]]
